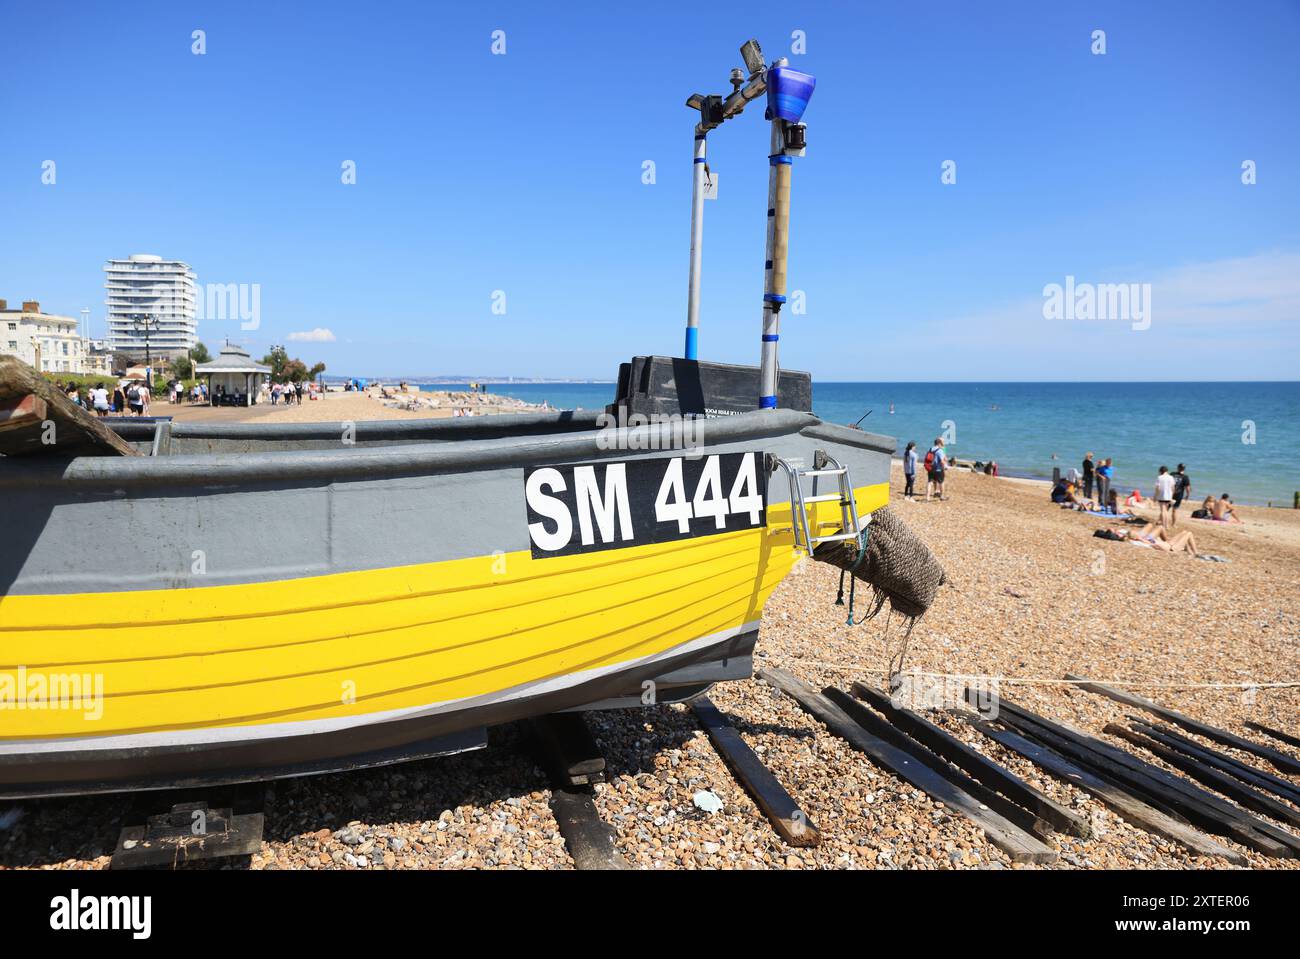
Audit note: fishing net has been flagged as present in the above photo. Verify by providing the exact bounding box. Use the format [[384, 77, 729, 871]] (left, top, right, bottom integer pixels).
[[813, 505, 946, 621], [813, 506, 946, 678]]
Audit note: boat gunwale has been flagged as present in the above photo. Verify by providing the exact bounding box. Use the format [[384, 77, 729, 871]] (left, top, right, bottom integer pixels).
[[0, 408, 892, 489], [104, 408, 605, 442]]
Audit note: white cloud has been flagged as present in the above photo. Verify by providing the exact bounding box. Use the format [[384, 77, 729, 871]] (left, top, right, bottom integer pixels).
[[857, 249, 1300, 379], [286, 328, 336, 343]]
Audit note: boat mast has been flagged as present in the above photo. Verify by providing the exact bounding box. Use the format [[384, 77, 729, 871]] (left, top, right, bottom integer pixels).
[[683, 40, 769, 361], [684, 130, 707, 360], [681, 40, 815, 412], [757, 60, 814, 409]]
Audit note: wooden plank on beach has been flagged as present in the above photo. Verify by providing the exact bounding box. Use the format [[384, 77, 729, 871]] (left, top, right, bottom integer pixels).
[[962, 716, 1247, 864], [691, 696, 820, 847], [850, 681, 1090, 838], [992, 697, 1300, 856], [1245, 720, 1300, 752], [1130, 719, 1300, 807], [822, 686, 1053, 838], [1106, 724, 1300, 830], [549, 786, 629, 871], [1064, 673, 1300, 776], [0, 356, 140, 457], [985, 695, 1295, 858], [758, 668, 1057, 864]]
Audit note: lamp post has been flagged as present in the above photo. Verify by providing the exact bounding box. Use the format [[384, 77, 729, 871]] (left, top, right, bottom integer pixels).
[[131, 313, 159, 389]]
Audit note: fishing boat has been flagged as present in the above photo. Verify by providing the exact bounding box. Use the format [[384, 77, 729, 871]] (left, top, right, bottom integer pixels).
[[0, 40, 938, 799]]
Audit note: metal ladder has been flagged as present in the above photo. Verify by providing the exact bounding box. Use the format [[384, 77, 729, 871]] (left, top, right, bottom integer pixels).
[[767, 451, 869, 554]]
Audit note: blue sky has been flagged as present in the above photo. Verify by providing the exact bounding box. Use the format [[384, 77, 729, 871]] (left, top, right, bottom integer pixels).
[[2, 0, 1297, 380]]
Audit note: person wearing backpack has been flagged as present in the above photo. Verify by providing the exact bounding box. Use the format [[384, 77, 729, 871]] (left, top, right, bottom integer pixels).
[[1171, 464, 1191, 525], [925, 437, 947, 502]]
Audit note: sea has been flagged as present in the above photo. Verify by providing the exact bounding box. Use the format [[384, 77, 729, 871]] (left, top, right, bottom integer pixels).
[[417, 381, 1300, 507]]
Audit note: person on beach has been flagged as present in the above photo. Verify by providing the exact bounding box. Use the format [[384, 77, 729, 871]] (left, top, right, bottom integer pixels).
[[1112, 523, 1199, 556], [1171, 464, 1191, 524], [1082, 452, 1095, 498], [925, 437, 947, 501], [1104, 489, 1133, 516], [1054, 482, 1096, 511], [91, 383, 110, 417], [1154, 465, 1175, 528], [112, 383, 126, 414], [903, 441, 918, 499], [1095, 457, 1114, 504], [1213, 494, 1243, 524]]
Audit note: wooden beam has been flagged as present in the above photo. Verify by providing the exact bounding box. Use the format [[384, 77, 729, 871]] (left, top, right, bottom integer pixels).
[[986, 696, 1295, 858], [1106, 724, 1300, 831], [850, 681, 1090, 838], [1065, 674, 1300, 776], [0, 356, 140, 457], [758, 669, 1057, 863], [691, 696, 820, 847], [962, 716, 1247, 864], [823, 686, 1053, 838], [1130, 719, 1300, 808], [1245, 720, 1300, 751], [549, 787, 629, 871]]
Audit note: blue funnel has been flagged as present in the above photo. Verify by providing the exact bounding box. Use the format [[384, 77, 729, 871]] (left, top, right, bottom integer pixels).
[[766, 66, 816, 123]]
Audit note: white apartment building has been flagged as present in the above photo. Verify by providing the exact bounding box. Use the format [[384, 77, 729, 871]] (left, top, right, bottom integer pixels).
[[104, 254, 198, 358], [0, 299, 90, 374]]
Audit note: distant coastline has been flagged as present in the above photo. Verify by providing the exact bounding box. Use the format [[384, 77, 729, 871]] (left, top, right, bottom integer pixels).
[[325, 376, 616, 385]]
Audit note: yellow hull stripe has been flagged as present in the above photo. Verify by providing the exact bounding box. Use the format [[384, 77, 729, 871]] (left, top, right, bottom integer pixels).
[[0, 483, 888, 740]]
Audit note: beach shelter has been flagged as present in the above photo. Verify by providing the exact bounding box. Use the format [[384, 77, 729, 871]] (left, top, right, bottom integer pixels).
[[195, 343, 271, 407]]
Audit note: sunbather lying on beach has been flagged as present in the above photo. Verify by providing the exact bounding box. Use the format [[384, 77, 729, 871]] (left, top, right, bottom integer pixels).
[[1058, 483, 1096, 511], [1112, 523, 1199, 555]]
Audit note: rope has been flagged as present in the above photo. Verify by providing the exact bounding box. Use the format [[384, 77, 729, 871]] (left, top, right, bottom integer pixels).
[[843, 525, 878, 627], [771, 659, 1300, 690], [884, 609, 917, 683]]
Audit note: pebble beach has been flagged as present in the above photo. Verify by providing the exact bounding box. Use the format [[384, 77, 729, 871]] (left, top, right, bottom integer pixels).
[[3, 452, 1297, 871]]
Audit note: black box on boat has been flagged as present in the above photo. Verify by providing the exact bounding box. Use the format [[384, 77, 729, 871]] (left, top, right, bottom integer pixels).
[[609, 356, 812, 419]]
